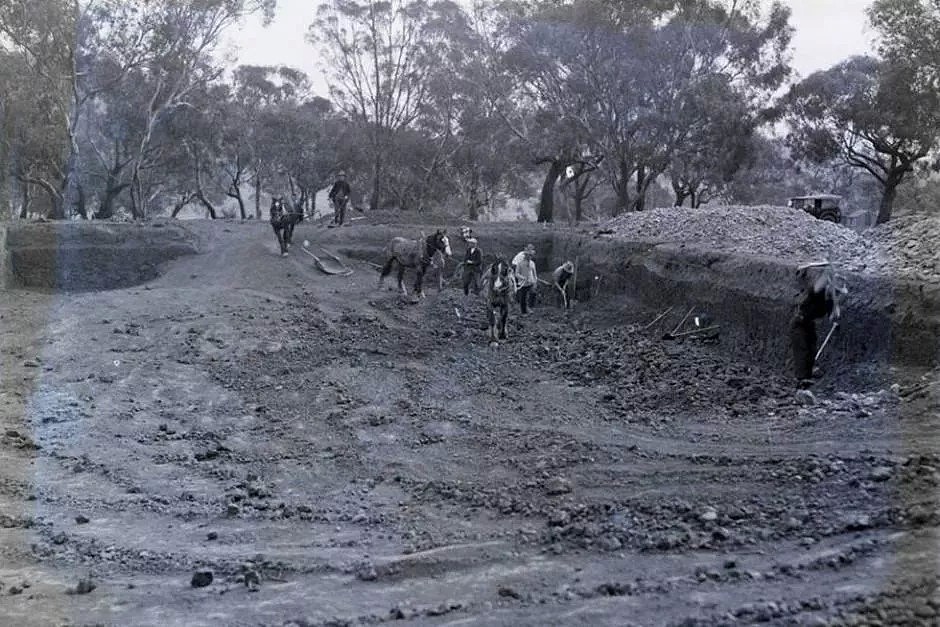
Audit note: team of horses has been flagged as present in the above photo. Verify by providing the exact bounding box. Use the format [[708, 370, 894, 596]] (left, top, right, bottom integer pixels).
[[268, 205, 518, 343]]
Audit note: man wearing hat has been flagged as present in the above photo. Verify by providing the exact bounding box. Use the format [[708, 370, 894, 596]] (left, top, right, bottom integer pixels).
[[511, 244, 538, 314], [791, 262, 847, 387], [462, 237, 483, 296], [328, 171, 351, 227]]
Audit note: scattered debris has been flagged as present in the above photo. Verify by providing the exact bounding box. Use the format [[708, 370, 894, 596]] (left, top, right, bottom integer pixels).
[[67, 576, 97, 595], [190, 571, 213, 588]]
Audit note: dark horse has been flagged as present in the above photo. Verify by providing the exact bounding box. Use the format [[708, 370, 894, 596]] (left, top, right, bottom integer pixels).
[[481, 258, 516, 343], [269, 196, 300, 256], [378, 230, 452, 297]]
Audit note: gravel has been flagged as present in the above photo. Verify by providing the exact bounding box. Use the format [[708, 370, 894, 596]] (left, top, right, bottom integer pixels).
[[602, 206, 940, 282]]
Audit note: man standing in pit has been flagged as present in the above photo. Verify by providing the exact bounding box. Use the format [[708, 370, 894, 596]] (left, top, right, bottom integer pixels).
[[553, 260, 575, 309], [511, 244, 538, 314], [328, 171, 351, 227], [462, 237, 483, 296], [791, 262, 847, 387]]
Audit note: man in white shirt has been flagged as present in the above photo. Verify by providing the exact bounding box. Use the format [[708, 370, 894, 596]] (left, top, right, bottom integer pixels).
[[511, 244, 538, 314]]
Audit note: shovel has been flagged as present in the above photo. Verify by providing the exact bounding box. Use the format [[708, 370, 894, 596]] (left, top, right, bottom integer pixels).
[[815, 322, 839, 362], [643, 306, 674, 330], [662, 306, 695, 340]]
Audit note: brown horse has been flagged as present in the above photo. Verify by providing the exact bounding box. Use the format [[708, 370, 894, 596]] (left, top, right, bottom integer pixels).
[[269, 197, 296, 256], [378, 230, 452, 297], [481, 258, 516, 343]]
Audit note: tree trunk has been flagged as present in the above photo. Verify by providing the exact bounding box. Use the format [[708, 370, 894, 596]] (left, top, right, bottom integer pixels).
[[195, 189, 218, 219], [98, 182, 129, 220], [19, 182, 29, 219], [130, 169, 145, 219], [254, 175, 262, 219], [631, 167, 657, 213], [76, 183, 87, 219], [193, 156, 217, 219], [50, 160, 77, 220], [370, 152, 381, 211], [235, 186, 246, 219], [227, 178, 246, 219], [876, 178, 900, 225], [537, 159, 563, 223], [171, 193, 193, 218], [468, 185, 480, 221], [228, 158, 247, 220], [631, 165, 648, 212], [690, 190, 697, 209], [615, 158, 632, 213], [672, 177, 687, 206]]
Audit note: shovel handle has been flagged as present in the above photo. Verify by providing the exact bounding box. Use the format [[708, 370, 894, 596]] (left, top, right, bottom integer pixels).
[[815, 322, 839, 362]]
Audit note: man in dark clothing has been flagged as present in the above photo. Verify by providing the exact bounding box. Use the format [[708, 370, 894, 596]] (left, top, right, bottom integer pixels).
[[462, 238, 483, 296], [790, 264, 846, 386], [328, 171, 351, 226]]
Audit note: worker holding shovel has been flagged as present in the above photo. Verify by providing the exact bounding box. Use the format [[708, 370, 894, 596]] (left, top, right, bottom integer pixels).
[[552, 260, 575, 309], [791, 262, 848, 388]]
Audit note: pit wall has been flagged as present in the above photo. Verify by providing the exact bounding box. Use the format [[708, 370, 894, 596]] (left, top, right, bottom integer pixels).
[[313, 223, 940, 373], [2, 221, 206, 291], [0, 220, 935, 373]]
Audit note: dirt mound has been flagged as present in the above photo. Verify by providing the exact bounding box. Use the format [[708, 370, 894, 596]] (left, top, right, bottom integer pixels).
[[603, 205, 938, 282], [866, 213, 940, 281], [604, 205, 863, 262]]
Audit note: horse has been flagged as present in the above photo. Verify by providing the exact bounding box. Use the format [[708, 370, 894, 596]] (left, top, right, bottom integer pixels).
[[378, 229, 452, 297], [481, 258, 516, 343], [269, 197, 296, 256], [430, 249, 448, 291]]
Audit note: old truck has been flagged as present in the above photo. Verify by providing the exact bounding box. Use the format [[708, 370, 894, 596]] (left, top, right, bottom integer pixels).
[[787, 193, 843, 224]]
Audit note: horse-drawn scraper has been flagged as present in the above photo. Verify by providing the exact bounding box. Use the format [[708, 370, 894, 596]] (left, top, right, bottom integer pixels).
[[300, 242, 354, 276]]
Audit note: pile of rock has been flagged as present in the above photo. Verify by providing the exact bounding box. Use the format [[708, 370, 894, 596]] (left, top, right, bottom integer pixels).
[[863, 214, 940, 282], [602, 205, 939, 282], [603, 205, 864, 263]]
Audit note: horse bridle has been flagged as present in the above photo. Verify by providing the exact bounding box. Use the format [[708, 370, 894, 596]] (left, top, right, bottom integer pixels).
[[490, 262, 513, 298], [422, 234, 445, 265]]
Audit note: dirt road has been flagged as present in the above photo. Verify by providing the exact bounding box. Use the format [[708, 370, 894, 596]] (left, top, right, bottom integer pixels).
[[1, 221, 938, 626]]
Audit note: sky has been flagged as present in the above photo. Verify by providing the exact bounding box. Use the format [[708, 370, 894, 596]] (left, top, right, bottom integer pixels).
[[221, 0, 877, 95]]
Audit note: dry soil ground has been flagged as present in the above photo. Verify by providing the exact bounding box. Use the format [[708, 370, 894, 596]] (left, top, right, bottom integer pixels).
[[1, 221, 939, 626]]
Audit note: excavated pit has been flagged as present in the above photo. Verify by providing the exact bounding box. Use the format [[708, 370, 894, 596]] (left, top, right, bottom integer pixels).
[[317, 223, 939, 375], [1, 219, 935, 373], [1, 221, 207, 292], [3, 219, 940, 625]]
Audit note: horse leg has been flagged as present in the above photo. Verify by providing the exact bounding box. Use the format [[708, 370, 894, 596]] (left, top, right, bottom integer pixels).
[[487, 306, 496, 342], [378, 258, 395, 288], [415, 267, 426, 299], [273, 225, 286, 255], [397, 264, 408, 295], [285, 221, 294, 247], [499, 304, 508, 340]]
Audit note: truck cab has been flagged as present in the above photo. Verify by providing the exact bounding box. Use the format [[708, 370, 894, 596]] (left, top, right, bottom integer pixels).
[[787, 194, 843, 224]]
